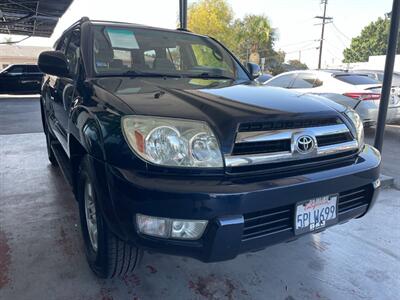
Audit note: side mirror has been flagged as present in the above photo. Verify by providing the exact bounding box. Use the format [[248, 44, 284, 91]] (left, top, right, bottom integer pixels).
[[247, 62, 262, 80], [38, 51, 70, 77]]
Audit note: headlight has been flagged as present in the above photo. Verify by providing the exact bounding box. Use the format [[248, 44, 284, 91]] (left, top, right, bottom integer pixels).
[[343, 108, 364, 148], [122, 116, 223, 168]]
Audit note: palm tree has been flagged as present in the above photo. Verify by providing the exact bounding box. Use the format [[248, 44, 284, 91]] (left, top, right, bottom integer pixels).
[[235, 15, 275, 64]]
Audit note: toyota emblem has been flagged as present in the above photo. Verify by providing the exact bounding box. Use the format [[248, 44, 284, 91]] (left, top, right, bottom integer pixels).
[[296, 135, 315, 154]]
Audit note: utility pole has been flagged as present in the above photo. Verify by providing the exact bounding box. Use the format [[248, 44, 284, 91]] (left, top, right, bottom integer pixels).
[[179, 0, 188, 30], [315, 0, 332, 69], [374, 0, 400, 151]]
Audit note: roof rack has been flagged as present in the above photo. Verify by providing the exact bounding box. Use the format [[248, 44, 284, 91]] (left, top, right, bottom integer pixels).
[[61, 16, 90, 34]]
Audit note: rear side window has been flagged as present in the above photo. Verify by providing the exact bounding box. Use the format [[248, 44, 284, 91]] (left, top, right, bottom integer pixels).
[[6, 65, 24, 74], [26, 65, 40, 73], [265, 74, 296, 88], [291, 73, 319, 89], [335, 74, 380, 85]]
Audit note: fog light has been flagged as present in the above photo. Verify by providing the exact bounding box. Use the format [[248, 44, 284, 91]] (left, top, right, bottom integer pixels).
[[171, 220, 208, 240], [373, 178, 381, 189], [136, 214, 207, 240], [136, 214, 168, 238]]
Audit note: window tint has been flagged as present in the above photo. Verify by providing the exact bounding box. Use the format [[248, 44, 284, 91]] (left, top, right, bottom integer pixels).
[[65, 29, 80, 76], [291, 73, 317, 89], [92, 25, 248, 80], [144, 50, 156, 69], [335, 74, 380, 85], [167, 47, 182, 70], [265, 74, 296, 88], [192, 44, 231, 71], [7, 65, 24, 74], [112, 49, 132, 69], [26, 65, 40, 73]]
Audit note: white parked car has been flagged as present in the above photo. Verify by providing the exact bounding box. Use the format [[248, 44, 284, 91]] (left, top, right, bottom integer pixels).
[[354, 70, 400, 123], [263, 70, 400, 126]]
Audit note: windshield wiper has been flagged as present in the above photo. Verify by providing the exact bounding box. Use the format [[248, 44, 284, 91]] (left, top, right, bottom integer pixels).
[[121, 70, 182, 78], [185, 72, 235, 80]]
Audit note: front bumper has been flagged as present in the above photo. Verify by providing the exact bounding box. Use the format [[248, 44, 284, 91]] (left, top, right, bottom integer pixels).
[[93, 145, 381, 262]]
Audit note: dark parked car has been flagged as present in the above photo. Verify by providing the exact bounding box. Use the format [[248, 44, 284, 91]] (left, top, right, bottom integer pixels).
[[0, 64, 43, 94], [38, 18, 381, 279]]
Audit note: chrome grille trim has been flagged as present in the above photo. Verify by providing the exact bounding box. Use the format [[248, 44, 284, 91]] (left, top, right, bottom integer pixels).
[[225, 124, 358, 167], [235, 124, 350, 144]]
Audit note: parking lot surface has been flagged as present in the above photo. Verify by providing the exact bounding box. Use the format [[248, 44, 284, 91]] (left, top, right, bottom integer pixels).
[[0, 96, 399, 299]]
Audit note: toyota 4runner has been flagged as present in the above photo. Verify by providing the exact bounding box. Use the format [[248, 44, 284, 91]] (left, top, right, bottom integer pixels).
[[38, 18, 381, 278]]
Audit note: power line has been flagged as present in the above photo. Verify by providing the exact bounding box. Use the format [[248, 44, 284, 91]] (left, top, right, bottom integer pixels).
[[331, 22, 352, 41]]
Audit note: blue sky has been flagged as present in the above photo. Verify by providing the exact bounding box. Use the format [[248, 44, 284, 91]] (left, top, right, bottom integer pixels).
[[0, 0, 394, 68]]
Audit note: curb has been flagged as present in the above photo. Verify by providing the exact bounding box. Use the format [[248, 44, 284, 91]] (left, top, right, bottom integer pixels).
[[379, 174, 394, 189]]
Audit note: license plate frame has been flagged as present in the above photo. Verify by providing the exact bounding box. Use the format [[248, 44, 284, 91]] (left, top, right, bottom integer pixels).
[[294, 194, 338, 235]]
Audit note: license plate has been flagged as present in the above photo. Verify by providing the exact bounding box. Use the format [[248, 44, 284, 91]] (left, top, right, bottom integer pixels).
[[294, 194, 338, 235]]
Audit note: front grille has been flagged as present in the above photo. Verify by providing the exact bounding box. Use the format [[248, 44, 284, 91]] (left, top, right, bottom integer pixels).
[[232, 140, 290, 155], [242, 205, 293, 241], [317, 132, 353, 147], [338, 185, 370, 213], [228, 121, 358, 172], [238, 117, 341, 132], [242, 185, 371, 241]]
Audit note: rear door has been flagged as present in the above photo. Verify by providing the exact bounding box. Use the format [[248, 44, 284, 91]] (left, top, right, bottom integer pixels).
[[21, 65, 43, 93], [0, 65, 24, 93]]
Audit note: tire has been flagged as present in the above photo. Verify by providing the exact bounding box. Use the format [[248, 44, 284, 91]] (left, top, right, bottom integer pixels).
[[77, 155, 141, 278], [44, 121, 58, 167]]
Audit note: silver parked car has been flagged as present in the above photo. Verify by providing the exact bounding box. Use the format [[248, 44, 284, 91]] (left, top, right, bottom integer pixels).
[[353, 70, 400, 123], [263, 70, 400, 126]]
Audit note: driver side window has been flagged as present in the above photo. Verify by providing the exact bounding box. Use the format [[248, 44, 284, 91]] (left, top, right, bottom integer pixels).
[[65, 29, 81, 76]]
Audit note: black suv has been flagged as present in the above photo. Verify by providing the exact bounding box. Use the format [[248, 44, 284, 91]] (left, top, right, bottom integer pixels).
[[38, 18, 381, 279], [0, 64, 43, 94]]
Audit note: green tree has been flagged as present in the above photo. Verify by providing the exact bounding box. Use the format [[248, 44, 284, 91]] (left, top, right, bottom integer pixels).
[[234, 15, 275, 64], [287, 59, 308, 70], [343, 17, 400, 63], [187, 0, 235, 49]]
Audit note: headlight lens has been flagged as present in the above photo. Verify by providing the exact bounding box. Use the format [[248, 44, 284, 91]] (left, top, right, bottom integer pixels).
[[122, 116, 223, 168], [344, 108, 364, 148]]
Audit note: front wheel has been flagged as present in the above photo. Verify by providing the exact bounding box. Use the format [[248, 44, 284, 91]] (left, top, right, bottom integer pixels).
[[78, 155, 142, 278]]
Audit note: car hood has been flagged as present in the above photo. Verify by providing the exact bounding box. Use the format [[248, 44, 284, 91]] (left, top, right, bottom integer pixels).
[[91, 77, 346, 153]]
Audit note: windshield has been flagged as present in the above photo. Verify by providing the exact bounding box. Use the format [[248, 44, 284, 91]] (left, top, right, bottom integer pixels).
[[92, 25, 249, 80]]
